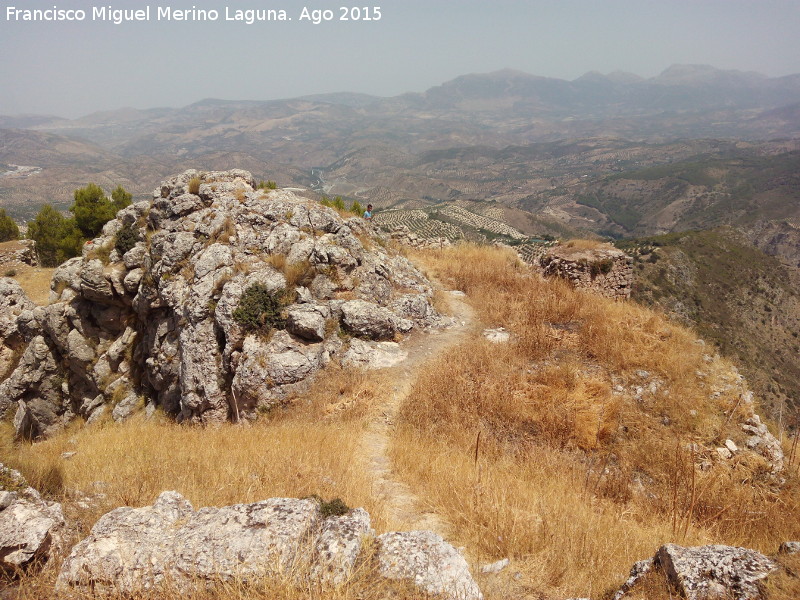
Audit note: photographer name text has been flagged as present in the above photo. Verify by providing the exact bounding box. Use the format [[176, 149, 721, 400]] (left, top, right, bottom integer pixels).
[[5, 5, 382, 25]]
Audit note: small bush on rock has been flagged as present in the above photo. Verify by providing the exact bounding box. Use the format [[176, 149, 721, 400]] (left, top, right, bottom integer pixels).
[[114, 223, 140, 255], [590, 258, 614, 278], [305, 494, 351, 517], [258, 180, 278, 190], [233, 284, 289, 333]]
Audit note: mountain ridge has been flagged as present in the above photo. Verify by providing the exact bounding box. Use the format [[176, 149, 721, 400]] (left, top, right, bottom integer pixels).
[[3, 63, 799, 123]]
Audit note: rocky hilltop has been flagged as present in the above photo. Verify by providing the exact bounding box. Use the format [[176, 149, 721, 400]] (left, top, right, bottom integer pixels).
[[0, 169, 444, 438]]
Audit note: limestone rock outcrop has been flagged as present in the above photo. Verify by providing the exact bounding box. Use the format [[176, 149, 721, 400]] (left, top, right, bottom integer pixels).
[[376, 530, 484, 600], [57, 492, 326, 594], [56, 491, 481, 599], [0, 278, 35, 386], [615, 543, 779, 600], [0, 170, 445, 437], [0, 463, 65, 575], [656, 544, 777, 600], [0, 239, 38, 268], [539, 244, 633, 300]]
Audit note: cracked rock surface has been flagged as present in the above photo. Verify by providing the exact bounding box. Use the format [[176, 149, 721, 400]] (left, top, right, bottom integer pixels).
[[0, 169, 446, 437]]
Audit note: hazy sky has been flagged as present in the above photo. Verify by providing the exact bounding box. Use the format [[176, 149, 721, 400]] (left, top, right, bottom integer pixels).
[[2, 0, 799, 118]]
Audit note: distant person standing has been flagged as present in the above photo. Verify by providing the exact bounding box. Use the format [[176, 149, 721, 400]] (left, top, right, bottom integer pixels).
[[363, 204, 373, 220]]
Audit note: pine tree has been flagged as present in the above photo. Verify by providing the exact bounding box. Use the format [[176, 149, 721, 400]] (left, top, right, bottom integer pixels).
[[111, 185, 132, 211], [28, 205, 83, 266], [0, 209, 19, 242], [70, 183, 116, 238]]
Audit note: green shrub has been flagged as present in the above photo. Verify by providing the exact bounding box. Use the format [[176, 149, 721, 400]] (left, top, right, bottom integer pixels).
[[319, 497, 349, 517], [111, 185, 132, 211], [0, 209, 19, 242], [304, 494, 350, 517], [350, 200, 364, 216], [27, 205, 84, 267], [232, 284, 289, 333], [71, 183, 117, 238], [257, 180, 278, 190], [114, 223, 140, 255]]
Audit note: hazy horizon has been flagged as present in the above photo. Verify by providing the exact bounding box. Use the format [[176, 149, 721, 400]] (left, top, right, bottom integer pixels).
[[2, 0, 800, 119]]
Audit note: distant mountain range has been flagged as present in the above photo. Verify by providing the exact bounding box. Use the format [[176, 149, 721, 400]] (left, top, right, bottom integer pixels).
[[1, 64, 799, 227]]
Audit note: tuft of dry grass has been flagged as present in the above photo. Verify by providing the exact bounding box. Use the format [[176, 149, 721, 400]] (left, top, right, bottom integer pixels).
[[262, 254, 316, 288], [187, 177, 201, 195], [284, 260, 316, 288]]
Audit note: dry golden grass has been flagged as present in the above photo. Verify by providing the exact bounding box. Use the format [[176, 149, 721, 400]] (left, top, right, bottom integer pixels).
[[562, 238, 610, 250], [0, 409, 385, 530], [4, 264, 56, 305], [263, 254, 316, 288], [763, 554, 800, 600], [394, 244, 800, 599]]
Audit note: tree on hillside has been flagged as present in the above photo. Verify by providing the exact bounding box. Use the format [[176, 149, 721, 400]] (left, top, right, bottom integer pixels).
[[111, 185, 132, 211], [28, 205, 83, 267], [0, 209, 19, 242], [70, 183, 117, 238]]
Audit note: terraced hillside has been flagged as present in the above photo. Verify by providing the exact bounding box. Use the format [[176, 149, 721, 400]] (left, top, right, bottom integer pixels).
[[373, 200, 549, 245]]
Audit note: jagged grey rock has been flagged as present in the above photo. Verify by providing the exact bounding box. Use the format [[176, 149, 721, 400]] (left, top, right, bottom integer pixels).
[[286, 304, 329, 341], [779, 541, 800, 554], [655, 543, 777, 600], [341, 339, 408, 369], [0, 464, 65, 574], [60, 492, 480, 597], [480, 557, 510, 574], [612, 558, 653, 600], [56, 492, 484, 599], [741, 414, 784, 472], [56, 490, 195, 594], [0, 278, 35, 381], [483, 327, 510, 343], [1, 169, 441, 434], [341, 299, 413, 340], [56, 491, 322, 594], [0, 336, 65, 439], [376, 530, 483, 600], [310, 507, 373, 586]]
